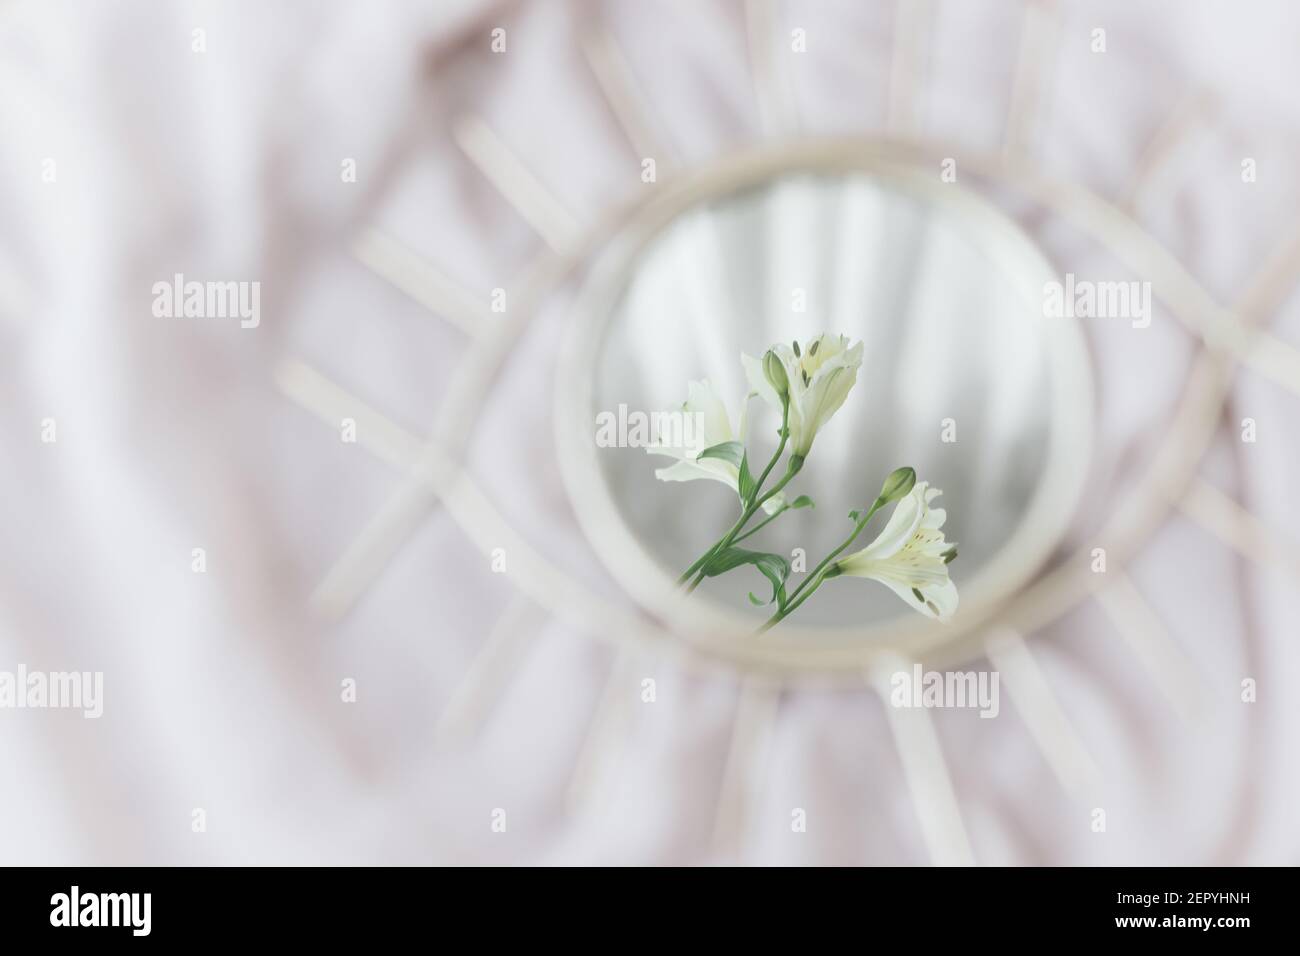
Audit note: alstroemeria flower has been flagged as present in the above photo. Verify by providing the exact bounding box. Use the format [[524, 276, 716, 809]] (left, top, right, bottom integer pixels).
[[648, 380, 785, 514], [834, 482, 958, 621], [742, 333, 864, 458]]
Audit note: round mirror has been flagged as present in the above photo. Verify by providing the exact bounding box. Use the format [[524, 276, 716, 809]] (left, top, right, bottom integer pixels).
[[559, 146, 1092, 654]]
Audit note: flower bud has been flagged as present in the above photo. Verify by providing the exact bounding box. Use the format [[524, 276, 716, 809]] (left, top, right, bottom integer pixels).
[[877, 466, 916, 505], [763, 349, 789, 399]]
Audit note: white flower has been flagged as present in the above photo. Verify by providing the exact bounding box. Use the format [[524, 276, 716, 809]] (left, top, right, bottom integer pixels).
[[742, 334, 864, 458], [648, 380, 785, 514], [835, 482, 958, 621]]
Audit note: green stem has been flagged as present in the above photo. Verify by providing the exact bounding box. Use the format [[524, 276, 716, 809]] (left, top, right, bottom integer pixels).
[[678, 508, 751, 586], [751, 401, 791, 499], [685, 463, 802, 592], [760, 567, 829, 627], [757, 574, 830, 631], [760, 497, 885, 630], [683, 398, 795, 592], [677, 523, 734, 585], [731, 507, 786, 545]]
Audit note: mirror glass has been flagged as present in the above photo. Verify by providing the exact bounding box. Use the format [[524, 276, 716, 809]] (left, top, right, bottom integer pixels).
[[591, 169, 1078, 628]]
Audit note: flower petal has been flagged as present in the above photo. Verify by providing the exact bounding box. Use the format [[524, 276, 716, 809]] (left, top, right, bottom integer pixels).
[[793, 366, 856, 454], [653, 458, 737, 491], [849, 485, 926, 562], [924, 578, 959, 620], [741, 352, 781, 414], [685, 379, 735, 447]]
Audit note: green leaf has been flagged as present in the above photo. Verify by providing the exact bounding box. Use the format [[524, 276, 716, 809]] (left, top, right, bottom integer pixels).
[[790, 495, 815, 510], [737, 451, 758, 505], [702, 547, 791, 608], [697, 441, 744, 468]]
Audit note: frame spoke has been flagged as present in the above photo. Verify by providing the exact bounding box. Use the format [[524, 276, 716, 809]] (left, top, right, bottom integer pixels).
[[581, 29, 679, 171], [352, 227, 493, 337], [984, 629, 1100, 797], [1094, 571, 1207, 720], [453, 115, 581, 254], [867, 656, 975, 866], [712, 676, 781, 858], [435, 595, 542, 748]]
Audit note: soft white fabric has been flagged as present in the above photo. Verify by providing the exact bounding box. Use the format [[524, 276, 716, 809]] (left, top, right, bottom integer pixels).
[[1, 0, 1296, 865]]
